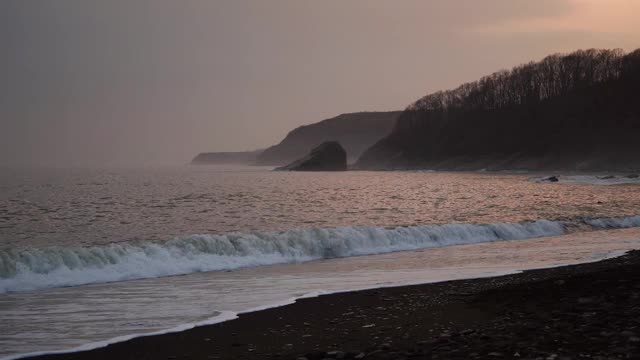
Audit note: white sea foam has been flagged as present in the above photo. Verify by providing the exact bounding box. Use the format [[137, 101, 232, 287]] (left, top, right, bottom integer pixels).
[[1, 216, 639, 294]]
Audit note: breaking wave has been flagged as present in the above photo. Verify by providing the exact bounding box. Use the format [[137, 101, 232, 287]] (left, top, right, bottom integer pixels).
[[1, 215, 639, 294]]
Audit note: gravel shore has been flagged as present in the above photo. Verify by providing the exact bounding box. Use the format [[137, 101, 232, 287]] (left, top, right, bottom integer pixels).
[[30, 251, 640, 360]]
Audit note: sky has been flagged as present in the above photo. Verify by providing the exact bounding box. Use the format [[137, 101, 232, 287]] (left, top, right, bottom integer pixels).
[[1, 0, 639, 168]]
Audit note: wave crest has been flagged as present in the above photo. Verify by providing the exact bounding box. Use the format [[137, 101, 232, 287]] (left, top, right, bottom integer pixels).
[[2, 216, 639, 294]]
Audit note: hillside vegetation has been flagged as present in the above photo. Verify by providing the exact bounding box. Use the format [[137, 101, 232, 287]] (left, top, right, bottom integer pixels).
[[357, 48, 640, 171]]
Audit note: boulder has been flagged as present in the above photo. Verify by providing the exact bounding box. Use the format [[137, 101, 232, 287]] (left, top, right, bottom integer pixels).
[[540, 176, 559, 183], [276, 141, 347, 171]]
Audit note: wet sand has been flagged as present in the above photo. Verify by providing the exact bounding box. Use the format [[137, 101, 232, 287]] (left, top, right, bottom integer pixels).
[[30, 251, 640, 360]]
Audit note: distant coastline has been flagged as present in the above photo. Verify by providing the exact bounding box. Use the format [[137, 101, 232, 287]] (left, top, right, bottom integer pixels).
[[191, 112, 400, 167], [193, 48, 640, 173]]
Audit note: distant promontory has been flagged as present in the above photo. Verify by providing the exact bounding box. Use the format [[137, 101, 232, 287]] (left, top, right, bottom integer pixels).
[[192, 111, 399, 166], [256, 112, 400, 166]]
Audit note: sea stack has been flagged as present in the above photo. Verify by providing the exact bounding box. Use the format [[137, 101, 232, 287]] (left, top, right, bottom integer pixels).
[[276, 141, 347, 171]]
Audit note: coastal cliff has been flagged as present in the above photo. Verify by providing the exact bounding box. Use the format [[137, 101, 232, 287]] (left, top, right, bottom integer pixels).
[[256, 111, 400, 166], [357, 48, 640, 171]]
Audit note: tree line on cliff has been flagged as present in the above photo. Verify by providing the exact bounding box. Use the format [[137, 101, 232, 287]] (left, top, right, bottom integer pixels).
[[358, 48, 640, 169]]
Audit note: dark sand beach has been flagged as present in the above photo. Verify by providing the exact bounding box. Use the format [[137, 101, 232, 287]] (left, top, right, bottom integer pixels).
[[30, 251, 640, 360]]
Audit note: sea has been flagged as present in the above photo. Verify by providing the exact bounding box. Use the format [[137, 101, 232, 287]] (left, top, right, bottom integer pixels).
[[1, 165, 640, 359]]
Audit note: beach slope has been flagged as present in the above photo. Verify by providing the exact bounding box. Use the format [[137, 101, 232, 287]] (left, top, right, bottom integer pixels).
[[30, 251, 640, 360]]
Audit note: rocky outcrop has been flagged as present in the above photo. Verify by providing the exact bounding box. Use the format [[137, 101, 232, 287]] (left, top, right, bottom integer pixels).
[[257, 112, 399, 166], [276, 141, 347, 171], [191, 150, 262, 165]]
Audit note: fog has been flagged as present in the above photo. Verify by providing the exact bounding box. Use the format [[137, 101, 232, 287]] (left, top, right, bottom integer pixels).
[[1, 0, 639, 167]]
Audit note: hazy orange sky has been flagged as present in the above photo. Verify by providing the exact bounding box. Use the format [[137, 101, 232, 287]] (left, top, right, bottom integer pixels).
[[2, 0, 639, 167]]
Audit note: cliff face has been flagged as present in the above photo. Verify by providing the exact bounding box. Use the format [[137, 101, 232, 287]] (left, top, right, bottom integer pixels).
[[256, 112, 400, 166], [191, 150, 262, 165], [357, 48, 640, 171]]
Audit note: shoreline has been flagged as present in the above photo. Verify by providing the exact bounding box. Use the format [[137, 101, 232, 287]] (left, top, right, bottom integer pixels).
[[26, 250, 640, 360]]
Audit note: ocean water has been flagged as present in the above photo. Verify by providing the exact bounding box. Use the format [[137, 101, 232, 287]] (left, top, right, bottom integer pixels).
[[1, 166, 640, 358]]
